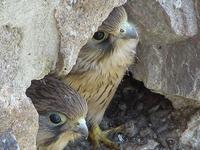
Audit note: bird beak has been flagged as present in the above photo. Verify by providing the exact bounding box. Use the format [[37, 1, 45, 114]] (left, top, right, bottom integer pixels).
[[74, 118, 88, 139], [119, 21, 139, 39]]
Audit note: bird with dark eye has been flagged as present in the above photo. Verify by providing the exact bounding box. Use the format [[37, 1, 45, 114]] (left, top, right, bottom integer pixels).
[[120, 29, 125, 33], [62, 6, 139, 150], [93, 31, 105, 40], [26, 76, 88, 150], [49, 113, 61, 124], [92, 31, 109, 43]]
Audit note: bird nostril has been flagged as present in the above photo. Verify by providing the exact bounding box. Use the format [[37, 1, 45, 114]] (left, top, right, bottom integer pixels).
[[120, 29, 125, 33]]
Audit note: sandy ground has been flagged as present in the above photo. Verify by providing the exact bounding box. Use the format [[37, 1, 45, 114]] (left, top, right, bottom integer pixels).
[[65, 71, 196, 150]]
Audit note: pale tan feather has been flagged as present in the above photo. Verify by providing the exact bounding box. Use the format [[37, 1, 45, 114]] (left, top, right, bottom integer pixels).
[[61, 6, 139, 125]]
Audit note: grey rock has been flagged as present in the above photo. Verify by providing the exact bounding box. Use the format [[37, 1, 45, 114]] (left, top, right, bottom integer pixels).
[[125, 0, 198, 45], [136, 139, 159, 150], [0, 132, 19, 150], [122, 139, 159, 150], [157, 0, 198, 36], [0, 23, 39, 150], [132, 34, 200, 108], [127, 0, 200, 107], [125, 0, 200, 148], [180, 110, 200, 149], [125, 0, 199, 113], [124, 121, 137, 138]]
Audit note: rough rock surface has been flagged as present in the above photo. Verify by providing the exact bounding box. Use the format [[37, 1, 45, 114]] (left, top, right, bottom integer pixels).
[[126, 0, 200, 107], [0, 24, 39, 150], [125, 0, 198, 44], [126, 0, 200, 149], [0, 0, 126, 149], [0, 132, 19, 150], [180, 110, 200, 149], [132, 36, 200, 108]]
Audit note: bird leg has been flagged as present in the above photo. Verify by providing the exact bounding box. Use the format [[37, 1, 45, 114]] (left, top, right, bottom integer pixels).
[[89, 124, 124, 150]]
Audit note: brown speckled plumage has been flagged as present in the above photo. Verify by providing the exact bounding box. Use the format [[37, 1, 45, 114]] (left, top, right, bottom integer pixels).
[[26, 76, 88, 150], [62, 6, 139, 126], [62, 6, 138, 129]]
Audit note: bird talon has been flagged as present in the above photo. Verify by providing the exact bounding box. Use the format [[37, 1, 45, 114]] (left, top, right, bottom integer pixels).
[[103, 124, 124, 136], [89, 125, 123, 150]]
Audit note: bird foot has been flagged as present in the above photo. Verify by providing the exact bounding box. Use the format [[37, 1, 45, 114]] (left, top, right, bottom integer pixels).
[[89, 125, 124, 150]]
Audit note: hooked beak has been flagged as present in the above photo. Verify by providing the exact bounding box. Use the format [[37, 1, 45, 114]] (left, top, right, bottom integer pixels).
[[119, 21, 139, 39], [73, 118, 88, 139]]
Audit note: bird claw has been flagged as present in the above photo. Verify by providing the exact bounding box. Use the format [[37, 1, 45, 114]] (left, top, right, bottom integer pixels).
[[89, 125, 124, 150]]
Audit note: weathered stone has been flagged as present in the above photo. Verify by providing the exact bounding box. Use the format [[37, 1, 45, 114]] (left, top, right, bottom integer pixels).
[[0, 24, 39, 150], [180, 110, 200, 149], [157, 0, 198, 37], [125, 0, 200, 148], [132, 36, 200, 107], [122, 139, 159, 150], [0, 0, 127, 149], [125, 0, 198, 44], [126, 0, 200, 107], [0, 132, 19, 150]]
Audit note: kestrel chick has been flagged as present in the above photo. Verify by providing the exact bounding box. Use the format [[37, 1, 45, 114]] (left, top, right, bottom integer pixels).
[[26, 76, 88, 150], [61, 6, 139, 149]]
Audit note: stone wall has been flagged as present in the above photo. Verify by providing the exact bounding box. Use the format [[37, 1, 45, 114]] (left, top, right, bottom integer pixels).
[[126, 0, 200, 148]]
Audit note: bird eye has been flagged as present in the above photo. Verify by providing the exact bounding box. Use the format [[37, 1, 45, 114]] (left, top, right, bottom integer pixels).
[[93, 32, 105, 40], [48, 112, 67, 126], [120, 29, 125, 33], [92, 31, 108, 42], [49, 114, 61, 124]]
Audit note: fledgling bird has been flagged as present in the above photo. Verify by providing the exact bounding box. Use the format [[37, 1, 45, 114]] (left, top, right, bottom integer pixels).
[[61, 6, 139, 149], [26, 76, 88, 150]]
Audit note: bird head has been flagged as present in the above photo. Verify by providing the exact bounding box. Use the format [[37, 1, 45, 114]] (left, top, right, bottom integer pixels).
[[71, 6, 139, 74], [37, 112, 88, 150], [26, 76, 88, 150]]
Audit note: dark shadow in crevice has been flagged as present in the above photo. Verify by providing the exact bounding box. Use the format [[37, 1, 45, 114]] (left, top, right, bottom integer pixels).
[[102, 71, 196, 150]]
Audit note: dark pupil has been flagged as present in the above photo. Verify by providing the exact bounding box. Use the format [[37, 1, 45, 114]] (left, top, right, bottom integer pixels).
[[49, 114, 61, 124], [93, 32, 105, 40]]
